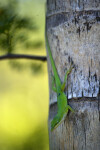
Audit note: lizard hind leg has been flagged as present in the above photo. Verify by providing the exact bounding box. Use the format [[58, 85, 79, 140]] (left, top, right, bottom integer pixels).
[[51, 75, 57, 92], [61, 70, 70, 92], [61, 65, 74, 91]]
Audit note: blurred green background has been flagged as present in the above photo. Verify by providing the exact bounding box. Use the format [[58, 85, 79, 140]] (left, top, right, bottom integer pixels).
[[0, 0, 49, 150]]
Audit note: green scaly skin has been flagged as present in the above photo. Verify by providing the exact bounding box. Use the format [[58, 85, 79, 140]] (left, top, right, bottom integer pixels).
[[46, 33, 74, 131]]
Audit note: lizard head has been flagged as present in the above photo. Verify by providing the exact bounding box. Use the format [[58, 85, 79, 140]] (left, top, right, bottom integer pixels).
[[51, 112, 66, 131], [50, 105, 73, 131]]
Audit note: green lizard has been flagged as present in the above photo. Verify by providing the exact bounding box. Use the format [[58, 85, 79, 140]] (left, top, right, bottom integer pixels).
[[46, 33, 74, 131]]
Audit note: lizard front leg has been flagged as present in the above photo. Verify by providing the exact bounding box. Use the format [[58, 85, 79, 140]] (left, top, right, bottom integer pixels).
[[65, 104, 74, 113]]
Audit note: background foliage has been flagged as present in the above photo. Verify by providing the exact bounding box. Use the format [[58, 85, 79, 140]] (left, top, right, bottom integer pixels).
[[0, 0, 49, 150]]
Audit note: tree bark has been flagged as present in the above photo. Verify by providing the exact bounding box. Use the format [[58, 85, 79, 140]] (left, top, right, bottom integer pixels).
[[46, 0, 100, 150]]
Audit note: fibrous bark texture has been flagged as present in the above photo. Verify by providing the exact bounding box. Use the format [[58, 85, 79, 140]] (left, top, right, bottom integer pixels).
[[46, 0, 100, 150], [49, 98, 100, 150]]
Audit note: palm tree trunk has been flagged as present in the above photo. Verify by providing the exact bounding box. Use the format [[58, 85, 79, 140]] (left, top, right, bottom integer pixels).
[[46, 0, 100, 150]]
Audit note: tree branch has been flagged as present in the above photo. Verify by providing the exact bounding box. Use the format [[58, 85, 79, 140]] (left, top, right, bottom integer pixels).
[[0, 54, 47, 61]]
